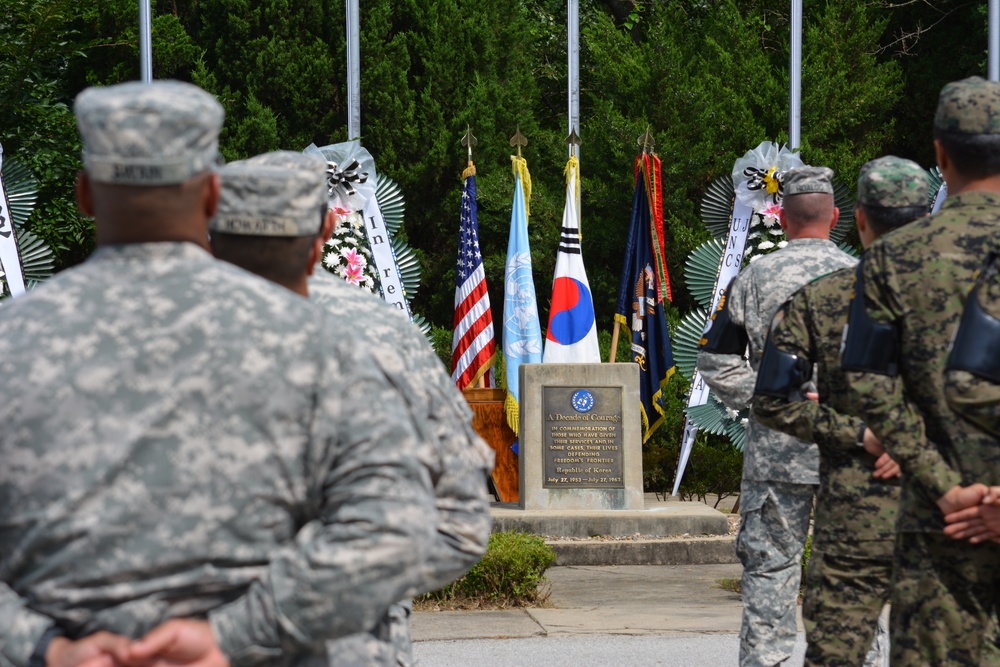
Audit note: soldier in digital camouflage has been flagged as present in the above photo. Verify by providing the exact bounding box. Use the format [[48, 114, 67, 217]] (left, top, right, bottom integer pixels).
[[753, 156, 931, 667], [209, 151, 494, 667], [843, 76, 1000, 666], [942, 242, 1000, 441], [940, 242, 1000, 550], [0, 80, 441, 667], [698, 166, 857, 667]]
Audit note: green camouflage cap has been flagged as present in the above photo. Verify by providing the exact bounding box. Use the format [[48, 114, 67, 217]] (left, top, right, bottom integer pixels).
[[211, 152, 327, 237], [783, 166, 834, 197], [934, 76, 1000, 134], [75, 80, 224, 185], [857, 156, 929, 208]]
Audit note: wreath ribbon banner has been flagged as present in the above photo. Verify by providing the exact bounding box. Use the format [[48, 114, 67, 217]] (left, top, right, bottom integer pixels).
[[0, 169, 26, 297], [361, 195, 411, 318]]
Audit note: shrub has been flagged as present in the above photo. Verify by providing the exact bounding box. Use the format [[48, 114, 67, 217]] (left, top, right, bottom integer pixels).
[[419, 531, 556, 608]]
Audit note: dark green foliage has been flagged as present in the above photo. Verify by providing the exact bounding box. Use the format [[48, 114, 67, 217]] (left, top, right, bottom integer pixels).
[[3, 0, 978, 311], [428, 323, 454, 370], [420, 531, 556, 607]]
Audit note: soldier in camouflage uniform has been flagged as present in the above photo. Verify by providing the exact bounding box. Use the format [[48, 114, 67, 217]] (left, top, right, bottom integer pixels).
[[753, 156, 931, 666], [0, 81, 441, 667], [943, 243, 1000, 440], [210, 151, 495, 667], [843, 76, 1000, 666], [941, 244, 1000, 544], [698, 166, 857, 667]]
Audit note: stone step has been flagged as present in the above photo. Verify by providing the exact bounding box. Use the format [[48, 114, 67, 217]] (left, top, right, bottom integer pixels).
[[490, 499, 731, 538], [545, 536, 738, 566], [489, 496, 738, 566]]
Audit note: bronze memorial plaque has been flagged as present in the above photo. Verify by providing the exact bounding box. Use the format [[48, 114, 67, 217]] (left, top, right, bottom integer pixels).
[[542, 386, 624, 488]]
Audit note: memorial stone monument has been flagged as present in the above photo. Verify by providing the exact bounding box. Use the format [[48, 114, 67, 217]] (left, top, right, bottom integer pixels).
[[518, 363, 643, 510]]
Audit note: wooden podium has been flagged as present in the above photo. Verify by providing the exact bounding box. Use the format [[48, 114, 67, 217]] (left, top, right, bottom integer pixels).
[[463, 388, 519, 502]]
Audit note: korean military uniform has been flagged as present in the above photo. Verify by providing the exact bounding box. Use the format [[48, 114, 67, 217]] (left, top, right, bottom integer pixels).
[[845, 77, 1000, 666], [944, 244, 1000, 438], [753, 156, 931, 667], [0, 82, 439, 666], [699, 166, 857, 667]]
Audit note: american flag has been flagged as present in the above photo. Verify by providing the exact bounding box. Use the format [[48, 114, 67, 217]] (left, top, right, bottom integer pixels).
[[451, 168, 497, 389]]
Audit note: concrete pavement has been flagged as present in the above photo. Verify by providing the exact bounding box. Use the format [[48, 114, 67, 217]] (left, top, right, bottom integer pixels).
[[413, 563, 810, 666]]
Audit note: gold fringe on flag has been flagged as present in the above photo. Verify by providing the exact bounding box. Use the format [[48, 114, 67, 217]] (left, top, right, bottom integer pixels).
[[511, 156, 531, 218]]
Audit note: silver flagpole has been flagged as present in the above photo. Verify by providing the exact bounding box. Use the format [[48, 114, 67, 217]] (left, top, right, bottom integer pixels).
[[139, 0, 152, 83], [789, 0, 802, 148], [568, 0, 580, 159], [990, 0, 999, 81], [346, 0, 361, 139]]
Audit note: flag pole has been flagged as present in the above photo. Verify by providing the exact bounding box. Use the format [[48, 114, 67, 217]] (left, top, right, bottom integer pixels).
[[138, 0, 152, 83], [346, 0, 361, 139], [568, 0, 580, 161], [789, 0, 802, 148], [990, 0, 999, 81]]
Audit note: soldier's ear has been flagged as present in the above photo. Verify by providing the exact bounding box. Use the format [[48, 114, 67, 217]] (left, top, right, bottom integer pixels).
[[829, 206, 840, 232], [934, 139, 951, 174], [75, 171, 94, 217], [203, 172, 221, 220], [306, 233, 325, 277]]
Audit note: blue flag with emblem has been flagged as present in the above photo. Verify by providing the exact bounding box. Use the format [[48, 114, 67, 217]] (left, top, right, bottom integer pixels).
[[503, 156, 542, 436], [615, 161, 675, 442]]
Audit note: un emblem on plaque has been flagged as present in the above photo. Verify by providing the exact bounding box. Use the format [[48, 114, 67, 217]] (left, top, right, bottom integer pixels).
[[571, 389, 595, 413]]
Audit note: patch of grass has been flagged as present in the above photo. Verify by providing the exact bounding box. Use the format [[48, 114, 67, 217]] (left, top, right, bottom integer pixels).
[[716, 577, 742, 594], [416, 531, 557, 610], [715, 534, 814, 601]]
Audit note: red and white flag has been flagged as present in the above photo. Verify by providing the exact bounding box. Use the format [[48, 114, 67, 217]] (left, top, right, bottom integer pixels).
[[451, 165, 496, 388]]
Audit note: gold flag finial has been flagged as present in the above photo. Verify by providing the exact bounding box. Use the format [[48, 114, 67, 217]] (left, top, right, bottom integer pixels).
[[510, 126, 527, 159], [565, 126, 581, 157], [637, 125, 655, 154], [461, 125, 477, 166]]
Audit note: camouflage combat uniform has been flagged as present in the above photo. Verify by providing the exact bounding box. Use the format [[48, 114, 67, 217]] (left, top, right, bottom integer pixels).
[[309, 269, 495, 667], [944, 248, 1000, 438], [754, 269, 899, 667], [844, 77, 1000, 667], [847, 204, 1000, 666], [0, 243, 439, 666], [699, 169, 857, 666]]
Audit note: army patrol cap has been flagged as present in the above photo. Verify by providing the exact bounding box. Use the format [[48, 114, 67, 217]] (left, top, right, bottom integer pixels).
[[75, 80, 224, 185], [783, 166, 835, 197], [935, 76, 1000, 134], [857, 156, 929, 208], [211, 152, 327, 237]]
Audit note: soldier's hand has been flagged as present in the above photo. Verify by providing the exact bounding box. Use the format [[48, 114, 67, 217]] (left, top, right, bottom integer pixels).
[[126, 620, 229, 667], [46, 631, 131, 667], [806, 392, 819, 402], [943, 495, 1000, 544], [937, 483, 989, 516], [860, 428, 885, 458], [871, 452, 900, 480]]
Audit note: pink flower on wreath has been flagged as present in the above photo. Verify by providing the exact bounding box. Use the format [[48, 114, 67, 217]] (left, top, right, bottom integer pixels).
[[341, 264, 364, 285], [341, 247, 363, 268], [760, 203, 782, 220]]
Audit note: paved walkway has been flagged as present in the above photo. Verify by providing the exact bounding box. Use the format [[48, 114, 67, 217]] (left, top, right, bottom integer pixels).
[[412, 563, 810, 666]]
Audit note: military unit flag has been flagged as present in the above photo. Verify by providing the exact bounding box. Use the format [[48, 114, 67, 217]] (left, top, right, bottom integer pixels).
[[451, 165, 497, 389], [543, 155, 600, 363], [615, 154, 676, 442], [502, 156, 543, 434]]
